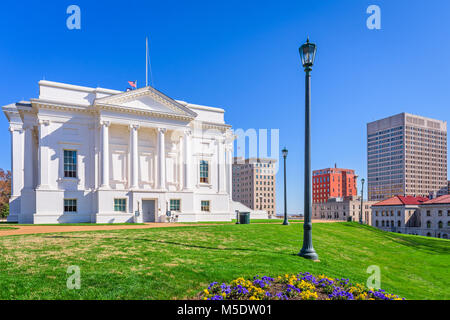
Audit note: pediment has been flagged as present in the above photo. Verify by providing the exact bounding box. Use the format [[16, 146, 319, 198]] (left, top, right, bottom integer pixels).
[[94, 86, 197, 118]]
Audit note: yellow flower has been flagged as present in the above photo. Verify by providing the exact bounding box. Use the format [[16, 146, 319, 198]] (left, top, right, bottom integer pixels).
[[299, 290, 318, 300], [203, 289, 209, 295]]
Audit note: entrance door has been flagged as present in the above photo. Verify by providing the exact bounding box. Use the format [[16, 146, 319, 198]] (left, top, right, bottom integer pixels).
[[142, 200, 156, 222]]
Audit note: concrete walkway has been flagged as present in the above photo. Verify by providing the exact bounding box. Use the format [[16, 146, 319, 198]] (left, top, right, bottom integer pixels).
[[0, 219, 338, 237], [0, 223, 196, 237]]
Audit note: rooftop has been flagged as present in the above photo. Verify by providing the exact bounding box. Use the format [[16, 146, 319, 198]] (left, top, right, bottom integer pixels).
[[373, 195, 430, 207], [421, 194, 450, 205]]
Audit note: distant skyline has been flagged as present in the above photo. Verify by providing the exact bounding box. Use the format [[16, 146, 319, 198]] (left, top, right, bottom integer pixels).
[[1, 0, 450, 215]]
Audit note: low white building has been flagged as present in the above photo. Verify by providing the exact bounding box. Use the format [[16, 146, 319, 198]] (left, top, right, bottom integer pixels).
[[371, 195, 450, 239], [2, 80, 249, 224]]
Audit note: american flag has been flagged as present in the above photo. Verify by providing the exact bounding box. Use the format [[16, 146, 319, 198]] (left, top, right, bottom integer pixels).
[[128, 80, 137, 88]]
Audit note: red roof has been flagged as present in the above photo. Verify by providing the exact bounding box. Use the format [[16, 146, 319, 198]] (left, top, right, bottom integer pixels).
[[421, 194, 450, 205], [373, 195, 429, 207]]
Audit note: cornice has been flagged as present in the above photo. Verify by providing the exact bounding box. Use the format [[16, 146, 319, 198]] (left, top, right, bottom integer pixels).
[[95, 103, 195, 122], [29, 99, 196, 123], [30, 99, 92, 114], [95, 86, 197, 118], [197, 121, 232, 131]]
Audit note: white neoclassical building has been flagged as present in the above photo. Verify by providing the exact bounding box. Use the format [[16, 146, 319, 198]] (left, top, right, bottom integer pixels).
[[2, 80, 249, 224]]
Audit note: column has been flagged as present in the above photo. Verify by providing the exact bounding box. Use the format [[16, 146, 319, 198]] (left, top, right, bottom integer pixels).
[[183, 129, 192, 190], [101, 121, 110, 188], [9, 125, 24, 196], [130, 124, 139, 189], [226, 144, 233, 196], [23, 124, 34, 189], [178, 135, 184, 190], [157, 128, 166, 190], [37, 120, 50, 189], [218, 138, 226, 193]]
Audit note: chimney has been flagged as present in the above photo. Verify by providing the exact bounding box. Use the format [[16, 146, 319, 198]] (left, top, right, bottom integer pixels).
[[334, 163, 337, 168]]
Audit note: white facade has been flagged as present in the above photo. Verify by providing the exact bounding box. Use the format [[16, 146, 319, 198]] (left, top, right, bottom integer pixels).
[[2, 80, 238, 223]]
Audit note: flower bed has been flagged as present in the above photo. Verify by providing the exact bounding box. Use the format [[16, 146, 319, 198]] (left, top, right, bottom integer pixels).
[[199, 272, 405, 300]]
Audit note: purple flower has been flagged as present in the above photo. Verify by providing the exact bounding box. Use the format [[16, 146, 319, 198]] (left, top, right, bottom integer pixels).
[[328, 286, 354, 300]]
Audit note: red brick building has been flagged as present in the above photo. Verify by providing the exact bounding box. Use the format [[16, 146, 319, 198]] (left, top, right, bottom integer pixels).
[[313, 167, 357, 203]]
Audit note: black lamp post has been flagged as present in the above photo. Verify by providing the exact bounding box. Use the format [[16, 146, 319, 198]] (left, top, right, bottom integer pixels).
[[298, 38, 319, 261], [282, 147, 289, 225], [360, 178, 365, 224]]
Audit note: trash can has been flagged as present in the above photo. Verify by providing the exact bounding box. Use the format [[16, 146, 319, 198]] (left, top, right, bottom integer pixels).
[[239, 212, 250, 224]]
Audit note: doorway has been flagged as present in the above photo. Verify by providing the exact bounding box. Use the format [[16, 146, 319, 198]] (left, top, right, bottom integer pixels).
[[142, 200, 156, 222]]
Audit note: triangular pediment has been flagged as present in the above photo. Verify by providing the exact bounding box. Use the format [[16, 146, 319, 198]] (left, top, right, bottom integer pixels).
[[94, 86, 197, 118]]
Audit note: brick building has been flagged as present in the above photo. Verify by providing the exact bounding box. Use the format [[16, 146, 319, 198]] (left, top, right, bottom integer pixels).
[[312, 166, 357, 203]]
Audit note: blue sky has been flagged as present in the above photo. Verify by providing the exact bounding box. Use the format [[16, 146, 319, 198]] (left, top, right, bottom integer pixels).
[[1, 0, 450, 215]]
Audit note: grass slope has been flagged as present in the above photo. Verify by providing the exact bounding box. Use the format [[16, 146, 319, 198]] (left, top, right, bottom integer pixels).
[[0, 222, 448, 300]]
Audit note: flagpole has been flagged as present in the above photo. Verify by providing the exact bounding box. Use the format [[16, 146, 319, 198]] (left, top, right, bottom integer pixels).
[[146, 37, 148, 87]]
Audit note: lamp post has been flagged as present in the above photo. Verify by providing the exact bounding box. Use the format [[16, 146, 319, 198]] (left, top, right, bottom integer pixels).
[[298, 38, 319, 261], [282, 147, 289, 225], [360, 178, 365, 224]]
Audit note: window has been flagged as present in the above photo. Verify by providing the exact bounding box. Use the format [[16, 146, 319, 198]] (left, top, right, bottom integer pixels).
[[201, 201, 210, 212], [170, 199, 181, 211], [114, 199, 127, 212], [427, 221, 431, 228], [199, 160, 209, 183], [64, 150, 77, 178], [64, 199, 77, 213], [438, 221, 443, 229]]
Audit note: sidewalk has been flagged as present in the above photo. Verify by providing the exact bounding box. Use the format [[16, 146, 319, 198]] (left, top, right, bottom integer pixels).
[[0, 219, 338, 237]]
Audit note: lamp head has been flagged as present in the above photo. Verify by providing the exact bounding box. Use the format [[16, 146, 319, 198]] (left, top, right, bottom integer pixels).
[[299, 37, 317, 69]]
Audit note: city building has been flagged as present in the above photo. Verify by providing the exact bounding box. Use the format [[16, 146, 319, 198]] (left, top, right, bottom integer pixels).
[[367, 113, 447, 201], [312, 166, 357, 203], [312, 196, 377, 225], [419, 195, 450, 238], [371, 195, 428, 230], [2, 80, 243, 224], [232, 157, 276, 218], [371, 195, 449, 239]]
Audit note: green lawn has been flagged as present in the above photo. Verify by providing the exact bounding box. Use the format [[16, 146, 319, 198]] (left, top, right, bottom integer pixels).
[[0, 222, 448, 300]]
